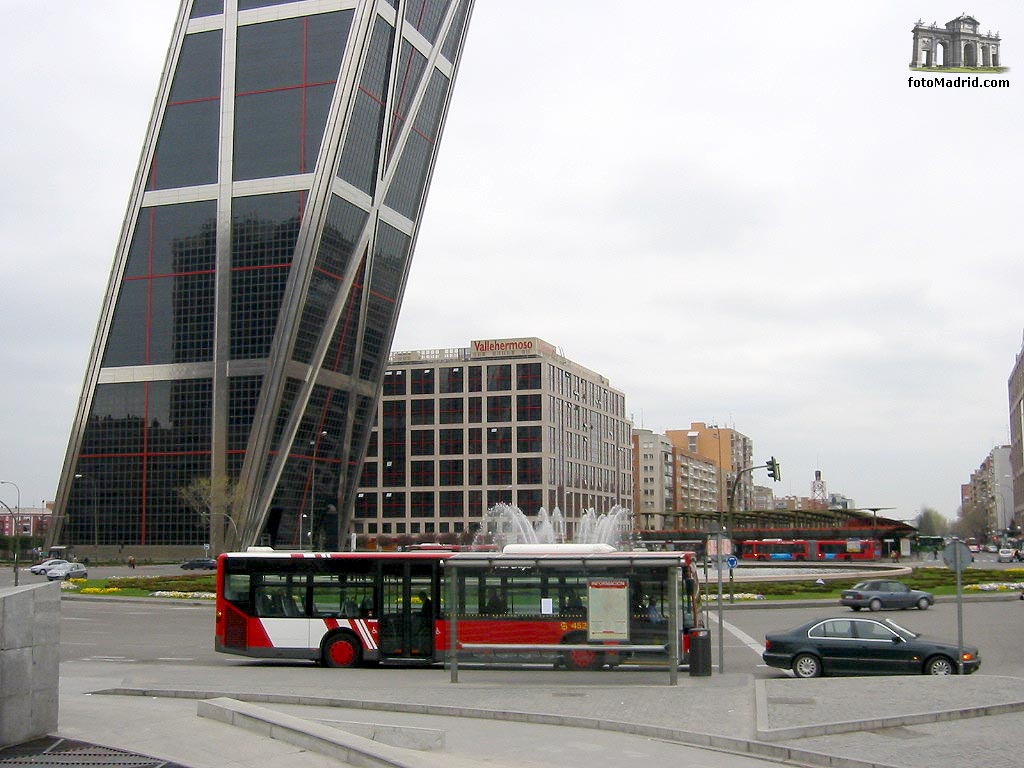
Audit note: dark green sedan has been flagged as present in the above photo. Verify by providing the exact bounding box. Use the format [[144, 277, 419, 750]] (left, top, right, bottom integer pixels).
[[763, 616, 980, 677]]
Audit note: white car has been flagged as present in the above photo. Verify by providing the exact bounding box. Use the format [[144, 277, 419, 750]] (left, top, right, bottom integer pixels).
[[986, 544, 999, 553], [997, 548, 1016, 563], [29, 559, 69, 575], [46, 562, 88, 581]]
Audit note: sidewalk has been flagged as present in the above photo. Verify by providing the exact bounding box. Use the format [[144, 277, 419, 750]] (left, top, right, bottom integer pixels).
[[7, 661, 1023, 768]]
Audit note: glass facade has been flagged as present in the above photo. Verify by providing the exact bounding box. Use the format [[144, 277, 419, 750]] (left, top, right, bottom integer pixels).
[[52, 0, 475, 554]]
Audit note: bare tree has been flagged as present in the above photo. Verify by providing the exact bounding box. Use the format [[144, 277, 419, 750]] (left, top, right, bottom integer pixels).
[[178, 476, 242, 553]]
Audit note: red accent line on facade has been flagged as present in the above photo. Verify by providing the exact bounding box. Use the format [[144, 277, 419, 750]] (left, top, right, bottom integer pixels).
[[230, 262, 292, 273], [124, 269, 216, 281], [313, 265, 344, 281], [301, 18, 309, 173], [235, 81, 336, 99], [359, 85, 385, 107], [412, 124, 434, 145], [369, 289, 396, 303], [167, 95, 220, 107]]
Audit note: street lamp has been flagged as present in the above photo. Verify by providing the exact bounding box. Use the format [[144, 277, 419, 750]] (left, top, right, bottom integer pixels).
[[308, 431, 328, 551], [1, 481, 22, 586]]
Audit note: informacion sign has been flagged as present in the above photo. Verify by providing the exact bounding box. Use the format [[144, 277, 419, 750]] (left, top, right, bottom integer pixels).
[[587, 579, 629, 641], [726, 555, 738, 569]]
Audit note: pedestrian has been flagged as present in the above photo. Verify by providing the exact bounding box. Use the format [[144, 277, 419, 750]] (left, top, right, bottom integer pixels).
[[128, 555, 136, 569]]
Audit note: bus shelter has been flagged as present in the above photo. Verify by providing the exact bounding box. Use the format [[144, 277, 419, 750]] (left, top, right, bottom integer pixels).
[[443, 547, 696, 685]]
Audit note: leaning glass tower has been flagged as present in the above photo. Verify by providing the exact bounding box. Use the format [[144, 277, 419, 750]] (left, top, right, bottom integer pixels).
[[49, 0, 474, 555]]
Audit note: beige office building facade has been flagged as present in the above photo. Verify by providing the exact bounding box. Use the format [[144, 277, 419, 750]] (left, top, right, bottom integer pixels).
[[354, 337, 633, 540]]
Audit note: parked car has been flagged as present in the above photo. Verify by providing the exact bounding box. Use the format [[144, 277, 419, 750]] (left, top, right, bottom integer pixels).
[[180, 558, 217, 570], [997, 548, 1016, 563], [762, 616, 980, 677], [986, 544, 999, 553], [839, 580, 933, 611], [46, 562, 88, 581], [29, 559, 69, 575]]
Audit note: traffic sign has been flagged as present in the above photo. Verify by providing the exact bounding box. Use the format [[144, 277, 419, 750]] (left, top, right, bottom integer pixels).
[[726, 555, 738, 569], [942, 541, 971, 573]]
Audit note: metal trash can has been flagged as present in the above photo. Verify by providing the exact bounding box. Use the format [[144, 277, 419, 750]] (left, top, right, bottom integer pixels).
[[688, 627, 712, 676]]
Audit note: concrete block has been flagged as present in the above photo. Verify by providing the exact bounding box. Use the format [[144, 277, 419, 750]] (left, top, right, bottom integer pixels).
[[1, 589, 34, 650], [32, 643, 61, 691], [0, 701, 31, 746], [1, 647, 32, 696], [30, 687, 59, 735]]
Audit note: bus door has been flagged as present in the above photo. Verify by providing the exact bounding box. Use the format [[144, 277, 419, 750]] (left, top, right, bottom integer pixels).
[[377, 562, 436, 660]]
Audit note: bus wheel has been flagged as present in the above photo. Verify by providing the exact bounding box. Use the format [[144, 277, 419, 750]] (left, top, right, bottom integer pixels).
[[323, 634, 361, 668]]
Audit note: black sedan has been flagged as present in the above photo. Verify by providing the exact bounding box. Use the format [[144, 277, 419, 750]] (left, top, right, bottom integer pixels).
[[839, 580, 933, 611], [763, 616, 980, 677], [180, 558, 217, 570]]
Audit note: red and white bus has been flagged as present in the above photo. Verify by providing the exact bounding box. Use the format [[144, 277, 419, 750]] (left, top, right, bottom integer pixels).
[[215, 545, 703, 671], [740, 538, 879, 561]]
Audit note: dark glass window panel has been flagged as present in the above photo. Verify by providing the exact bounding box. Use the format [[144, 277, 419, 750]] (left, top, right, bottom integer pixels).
[[516, 393, 542, 421], [190, 0, 223, 18], [438, 366, 463, 393], [228, 376, 262, 453], [410, 399, 434, 425], [366, 430, 378, 457], [355, 492, 378, 519], [383, 370, 406, 395], [411, 491, 434, 518], [442, 0, 471, 61], [404, 0, 450, 44], [517, 457, 542, 484], [234, 13, 351, 180], [383, 400, 405, 427], [438, 428, 462, 455], [384, 70, 449, 218], [467, 459, 482, 485], [516, 363, 541, 390], [468, 366, 481, 392], [293, 197, 368, 363], [102, 281, 149, 367], [382, 492, 405, 517], [382, 456, 404, 486], [467, 428, 481, 454], [150, 100, 220, 189], [517, 425, 542, 453], [439, 397, 462, 424], [487, 395, 511, 422], [359, 223, 409, 381], [487, 364, 511, 391], [517, 489, 542, 515], [439, 459, 462, 486], [230, 193, 302, 359], [170, 31, 222, 102], [411, 368, 434, 394], [81, 383, 147, 457], [410, 429, 434, 456], [487, 458, 512, 485], [337, 18, 393, 194], [486, 426, 511, 453], [386, 41, 427, 162], [359, 461, 378, 487], [467, 397, 481, 423], [146, 379, 213, 455], [324, 255, 366, 376], [411, 460, 433, 486], [106, 202, 218, 367], [439, 490, 462, 515], [238, 0, 294, 9]]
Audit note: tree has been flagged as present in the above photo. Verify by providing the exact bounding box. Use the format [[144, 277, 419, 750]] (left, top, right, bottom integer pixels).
[[178, 476, 242, 553], [954, 499, 991, 542], [914, 507, 949, 537]]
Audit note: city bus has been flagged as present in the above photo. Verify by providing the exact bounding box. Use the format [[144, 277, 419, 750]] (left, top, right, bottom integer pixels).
[[739, 538, 879, 561], [215, 545, 703, 671]]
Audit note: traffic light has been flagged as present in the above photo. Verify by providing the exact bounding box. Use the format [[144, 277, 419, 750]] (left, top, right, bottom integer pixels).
[[766, 456, 781, 481]]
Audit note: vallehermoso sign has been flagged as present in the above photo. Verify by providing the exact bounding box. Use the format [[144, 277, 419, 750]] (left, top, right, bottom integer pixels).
[[471, 337, 537, 357]]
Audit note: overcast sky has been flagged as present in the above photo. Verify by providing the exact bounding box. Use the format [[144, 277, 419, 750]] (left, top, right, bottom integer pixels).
[[2, 2, 1021, 522]]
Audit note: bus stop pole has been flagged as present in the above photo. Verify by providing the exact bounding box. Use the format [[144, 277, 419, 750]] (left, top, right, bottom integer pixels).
[[448, 564, 459, 683], [668, 565, 680, 685]]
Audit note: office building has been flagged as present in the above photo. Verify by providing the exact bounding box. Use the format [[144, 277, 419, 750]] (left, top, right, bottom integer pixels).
[[50, 0, 474, 556], [354, 337, 633, 540]]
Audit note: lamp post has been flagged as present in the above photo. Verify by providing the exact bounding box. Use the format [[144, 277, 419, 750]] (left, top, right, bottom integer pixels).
[[1, 481, 22, 586], [308, 431, 328, 551]]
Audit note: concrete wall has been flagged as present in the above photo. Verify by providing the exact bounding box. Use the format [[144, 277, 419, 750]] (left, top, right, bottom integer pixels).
[[0, 582, 60, 747]]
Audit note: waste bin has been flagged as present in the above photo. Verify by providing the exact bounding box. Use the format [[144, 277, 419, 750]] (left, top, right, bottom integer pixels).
[[688, 627, 712, 677]]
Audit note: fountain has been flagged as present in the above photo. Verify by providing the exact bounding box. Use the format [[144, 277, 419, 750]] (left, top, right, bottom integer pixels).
[[475, 503, 633, 550]]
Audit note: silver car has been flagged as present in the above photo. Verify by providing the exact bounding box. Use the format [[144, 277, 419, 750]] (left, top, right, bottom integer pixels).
[[840, 580, 933, 611], [29, 559, 69, 575], [46, 562, 88, 581]]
